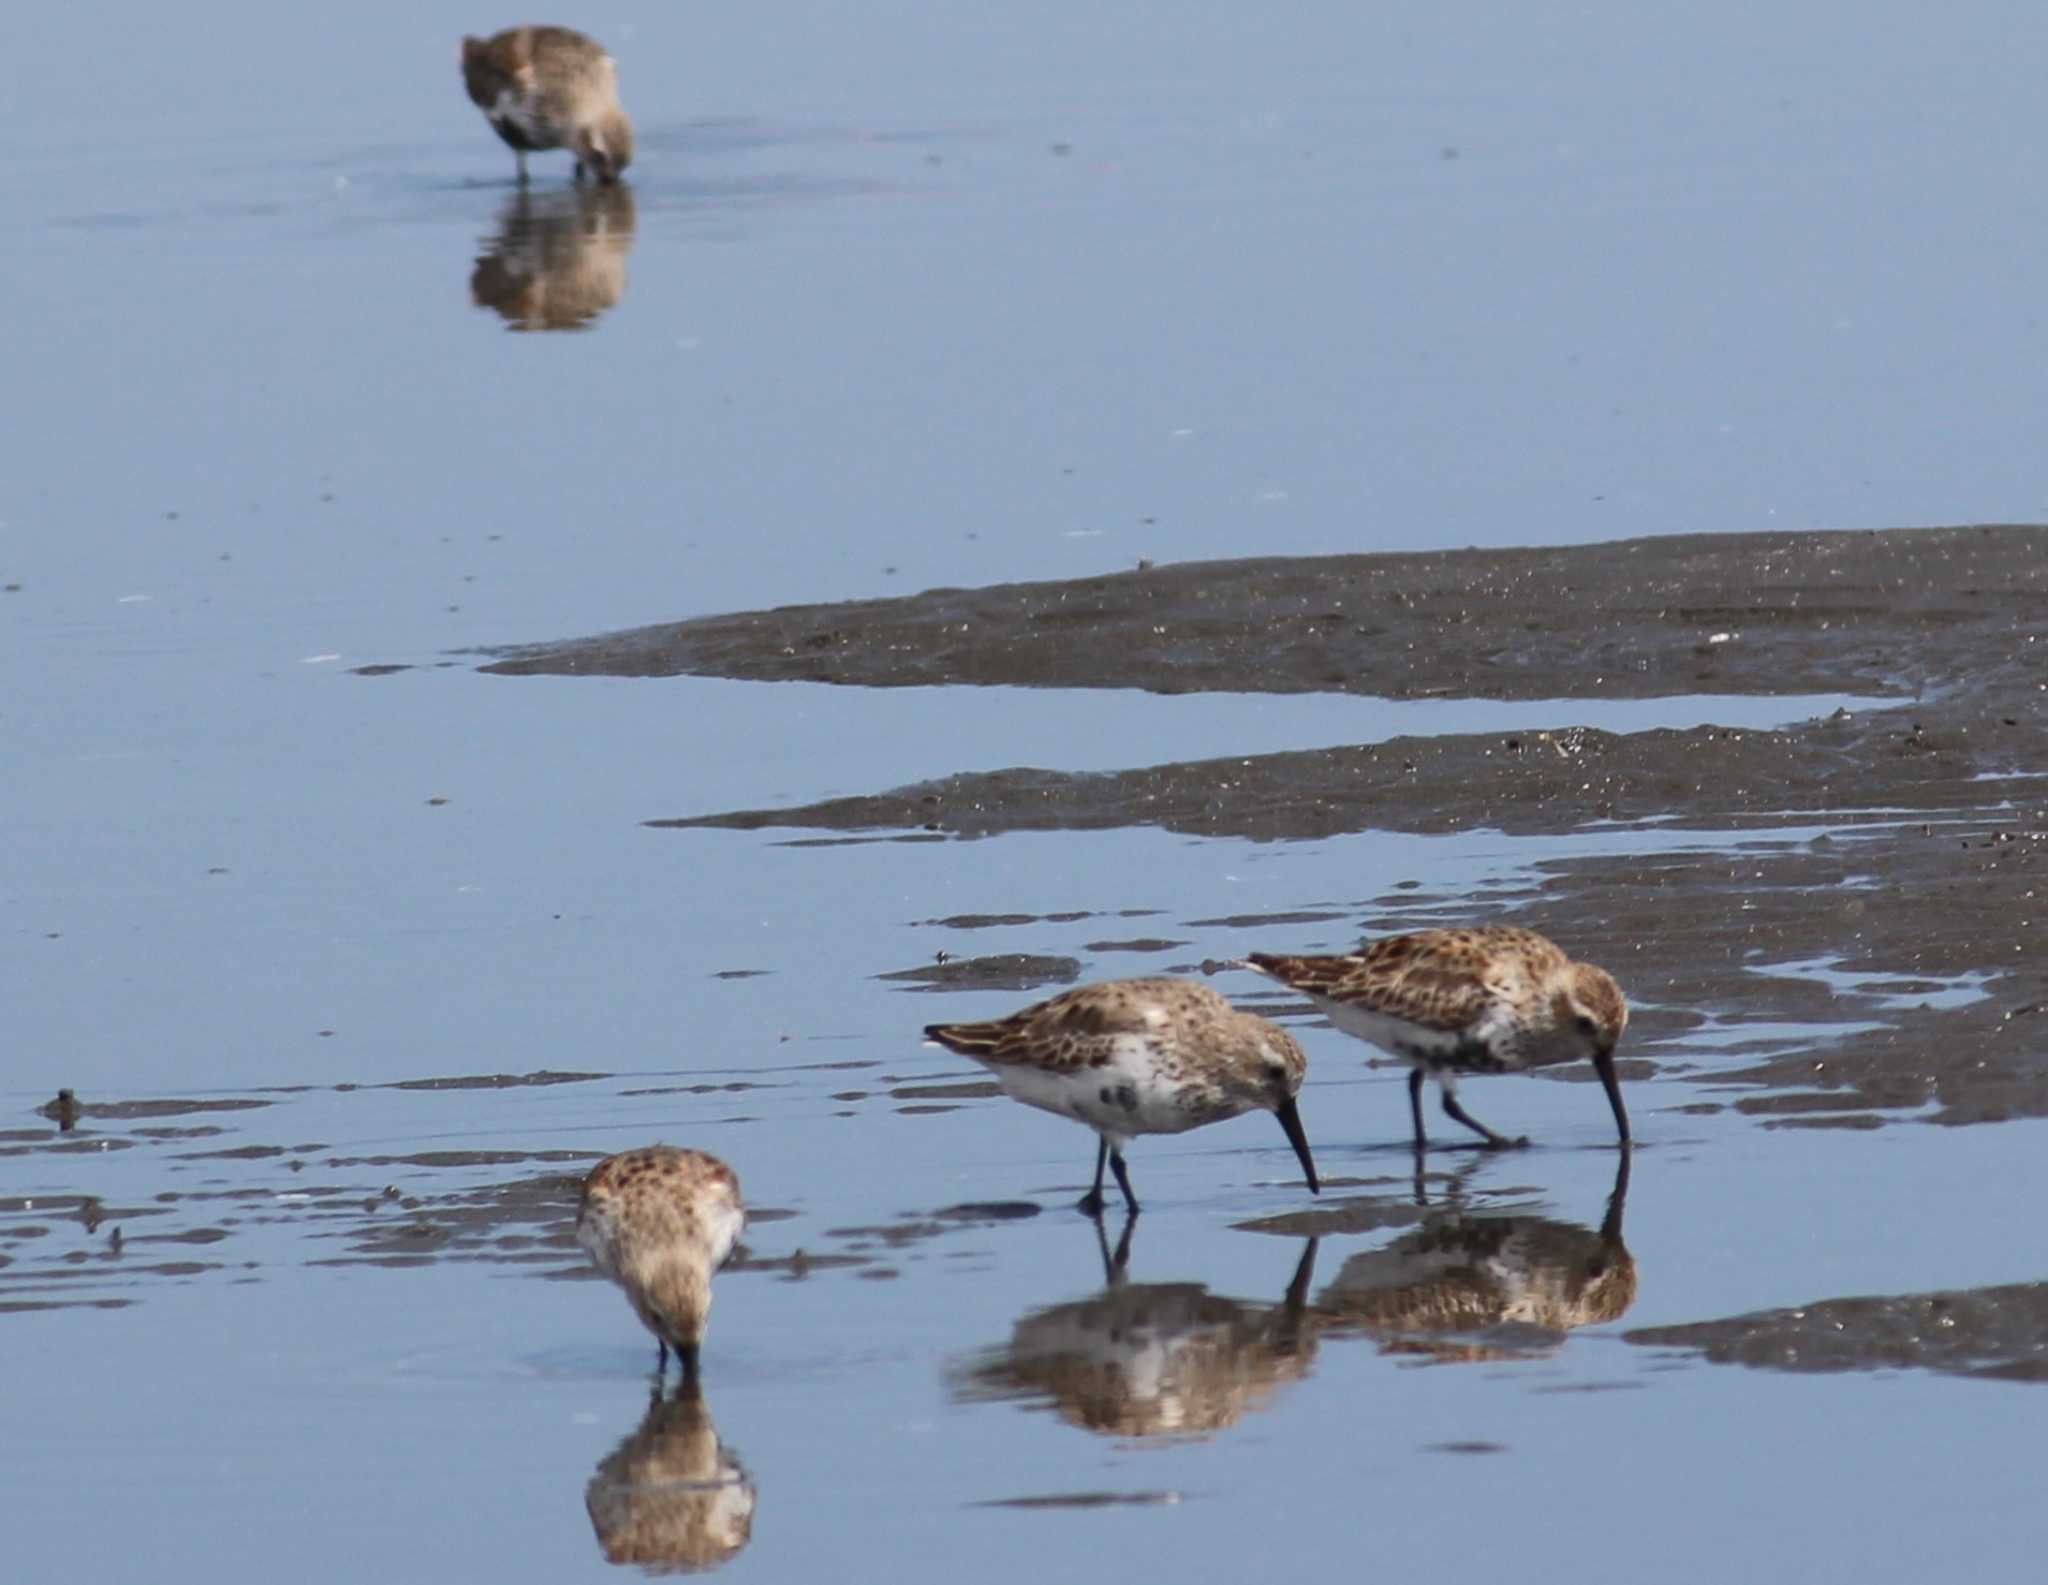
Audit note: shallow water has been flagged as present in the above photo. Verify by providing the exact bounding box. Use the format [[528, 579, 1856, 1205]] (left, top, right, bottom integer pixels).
[[8, 2, 2048, 1581]]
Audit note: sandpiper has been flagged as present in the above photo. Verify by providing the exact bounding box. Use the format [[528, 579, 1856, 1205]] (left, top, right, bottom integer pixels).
[[577, 1147, 744, 1380], [1243, 926, 1629, 1150], [461, 26, 634, 184], [923, 977, 1322, 1215]]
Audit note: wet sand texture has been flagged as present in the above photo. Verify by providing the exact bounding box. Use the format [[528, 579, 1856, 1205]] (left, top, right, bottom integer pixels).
[[481, 524, 2042, 708], [1628, 1283, 2048, 1382]]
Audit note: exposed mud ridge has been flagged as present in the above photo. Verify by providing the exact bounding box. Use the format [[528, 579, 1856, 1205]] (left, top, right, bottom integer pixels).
[[876, 953, 1082, 994], [1627, 1282, 2048, 1382], [654, 720, 2035, 843], [471, 525, 2048, 1130], [477, 524, 2043, 702]]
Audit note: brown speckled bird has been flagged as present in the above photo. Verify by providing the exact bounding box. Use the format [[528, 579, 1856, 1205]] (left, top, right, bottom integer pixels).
[[1243, 926, 1629, 1150], [577, 1147, 744, 1380], [924, 978, 1321, 1216], [461, 26, 634, 185]]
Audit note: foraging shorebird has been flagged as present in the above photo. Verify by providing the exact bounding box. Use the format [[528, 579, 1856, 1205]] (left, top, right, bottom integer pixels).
[[461, 26, 634, 184], [923, 977, 1322, 1215], [1243, 926, 1630, 1150], [577, 1147, 744, 1380]]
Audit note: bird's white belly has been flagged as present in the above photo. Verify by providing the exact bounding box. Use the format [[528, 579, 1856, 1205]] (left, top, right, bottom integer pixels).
[[991, 1040, 1213, 1138], [575, 1200, 625, 1279], [1318, 1000, 1465, 1065], [701, 1199, 745, 1271]]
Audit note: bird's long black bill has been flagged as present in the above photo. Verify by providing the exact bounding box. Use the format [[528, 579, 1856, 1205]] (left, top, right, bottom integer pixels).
[[1595, 1049, 1631, 1145], [1275, 1097, 1321, 1194]]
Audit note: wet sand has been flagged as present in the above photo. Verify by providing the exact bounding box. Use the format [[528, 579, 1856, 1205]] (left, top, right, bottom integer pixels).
[[477, 524, 2044, 705], [1627, 1283, 2048, 1382]]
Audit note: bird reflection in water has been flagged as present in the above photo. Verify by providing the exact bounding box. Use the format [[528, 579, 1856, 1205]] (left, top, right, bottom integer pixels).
[[585, 1382, 756, 1573], [950, 1217, 1319, 1439], [1317, 1149, 1636, 1361], [470, 183, 636, 332]]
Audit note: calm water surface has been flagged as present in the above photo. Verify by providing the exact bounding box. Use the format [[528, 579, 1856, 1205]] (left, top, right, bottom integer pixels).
[[6, 3, 2047, 1580]]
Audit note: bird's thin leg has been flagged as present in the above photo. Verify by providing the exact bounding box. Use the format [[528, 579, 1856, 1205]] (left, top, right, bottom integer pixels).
[[1107, 1146, 1140, 1214], [1077, 1137, 1109, 1217], [655, 1338, 669, 1378], [516, 150, 529, 185], [1441, 1089, 1527, 1149], [1408, 1068, 1427, 1150]]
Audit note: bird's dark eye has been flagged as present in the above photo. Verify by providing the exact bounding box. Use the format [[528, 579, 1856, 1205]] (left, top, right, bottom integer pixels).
[[1574, 1013, 1597, 1035]]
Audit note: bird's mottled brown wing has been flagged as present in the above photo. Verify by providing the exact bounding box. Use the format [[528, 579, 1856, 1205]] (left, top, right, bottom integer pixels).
[[925, 980, 1182, 1072], [1247, 930, 1520, 1032], [582, 1146, 738, 1210], [922, 1011, 1024, 1062]]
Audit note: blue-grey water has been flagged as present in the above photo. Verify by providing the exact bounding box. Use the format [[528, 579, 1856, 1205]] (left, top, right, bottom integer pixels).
[[7, 3, 2047, 1581]]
